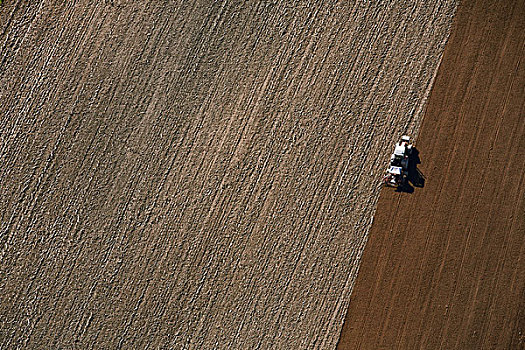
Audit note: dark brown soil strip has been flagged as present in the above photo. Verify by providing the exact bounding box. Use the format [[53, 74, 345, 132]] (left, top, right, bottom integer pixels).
[[337, 0, 524, 348]]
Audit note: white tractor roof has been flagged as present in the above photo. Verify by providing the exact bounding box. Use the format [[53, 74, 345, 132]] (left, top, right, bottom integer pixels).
[[388, 166, 402, 175], [401, 135, 411, 142]]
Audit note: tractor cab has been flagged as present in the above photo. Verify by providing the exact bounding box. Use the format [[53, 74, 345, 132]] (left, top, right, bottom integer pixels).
[[388, 166, 402, 175], [384, 166, 404, 187]]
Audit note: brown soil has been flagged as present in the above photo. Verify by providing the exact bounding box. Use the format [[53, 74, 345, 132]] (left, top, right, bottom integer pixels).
[[0, 1, 457, 348], [337, 0, 525, 349]]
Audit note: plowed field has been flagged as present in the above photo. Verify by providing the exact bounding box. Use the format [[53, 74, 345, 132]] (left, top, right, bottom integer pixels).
[[337, 0, 524, 348], [1, 1, 456, 348]]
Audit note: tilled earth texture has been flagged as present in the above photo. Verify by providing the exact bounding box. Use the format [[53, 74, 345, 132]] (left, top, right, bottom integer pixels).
[[337, 0, 524, 349], [0, 1, 457, 349]]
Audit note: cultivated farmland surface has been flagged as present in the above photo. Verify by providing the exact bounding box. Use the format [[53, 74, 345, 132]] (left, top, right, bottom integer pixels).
[[0, 1, 456, 348], [338, 0, 524, 349]]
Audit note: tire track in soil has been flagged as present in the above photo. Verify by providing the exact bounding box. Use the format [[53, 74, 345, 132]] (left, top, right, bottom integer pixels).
[[1, 1, 456, 348], [337, 0, 524, 348]]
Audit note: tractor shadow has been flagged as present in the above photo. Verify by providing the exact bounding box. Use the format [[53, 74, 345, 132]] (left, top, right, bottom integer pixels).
[[396, 147, 425, 193]]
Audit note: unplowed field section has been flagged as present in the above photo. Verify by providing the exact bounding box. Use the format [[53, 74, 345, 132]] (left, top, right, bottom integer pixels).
[[0, 1, 456, 348], [337, 0, 524, 349]]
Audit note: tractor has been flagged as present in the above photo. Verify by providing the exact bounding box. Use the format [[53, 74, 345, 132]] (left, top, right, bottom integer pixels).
[[383, 135, 412, 188]]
